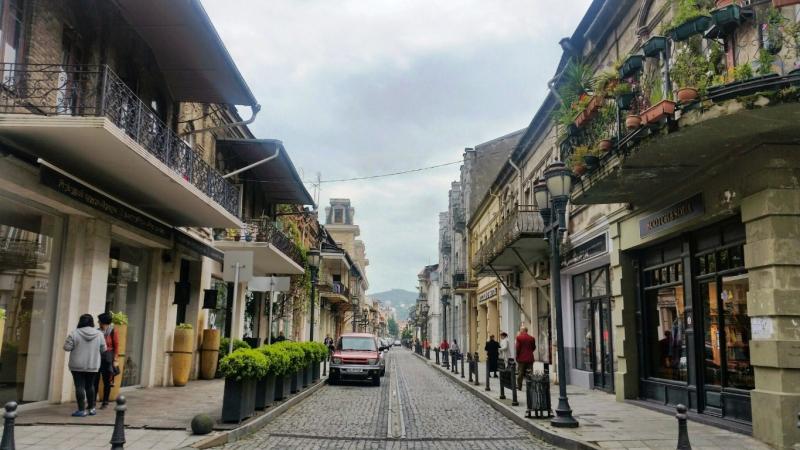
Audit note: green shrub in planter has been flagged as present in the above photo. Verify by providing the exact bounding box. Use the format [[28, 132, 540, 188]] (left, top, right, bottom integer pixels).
[[258, 346, 292, 376], [271, 341, 305, 372], [218, 337, 250, 360], [219, 348, 269, 381], [219, 349, 267, 423]]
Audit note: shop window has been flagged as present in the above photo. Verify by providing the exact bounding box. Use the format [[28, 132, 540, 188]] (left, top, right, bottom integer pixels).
[[207, 279, 228, 337], [642, 261, 687, 382], [1, 0, 26, 68], [0, 195, 63, 404]]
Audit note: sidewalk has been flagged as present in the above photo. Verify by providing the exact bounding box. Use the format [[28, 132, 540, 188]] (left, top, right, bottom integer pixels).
[[420, 353, 770, 450], [3, 361, 327, 450]]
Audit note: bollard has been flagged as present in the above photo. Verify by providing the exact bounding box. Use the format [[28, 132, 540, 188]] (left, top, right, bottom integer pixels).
[[460, 352, 465, 379], [426, 347, 430, 360], [110, 395, 127, 450], [485, 358, 490, 391], [435, 348, 440, 365], [0, 401, 17, 450], [323, 356, 327, 377], [509, 360, 519, 406], [675, 404, 691, 450], [443, 350, 449, 369], [467, 353, 473, 383], [452, 352, 458, 374], [473, 352, 480, 386]]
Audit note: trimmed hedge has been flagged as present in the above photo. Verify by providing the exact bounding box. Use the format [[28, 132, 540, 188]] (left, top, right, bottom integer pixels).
[[218, 348, 268, 381], [271, 341, 306, 372], [219, 337, 251, 360], [220, 340, 330, 381], [257, 345, 292, 376]]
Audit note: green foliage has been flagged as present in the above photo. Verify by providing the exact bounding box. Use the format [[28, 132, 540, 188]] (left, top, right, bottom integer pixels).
[[734, 63, 753, 81], [271, 341, 306, 372], [401, 327, 413, 341], [569, 145, 591, 168], [613, 82, 632, 96], [387, 317, 399, 337], [670, 36, 712, 92], [592, 68, 619, 97], [664, 0, 712, 33], [176, 323, 193, 330], [756, 48, 776, 76], [218, 348, 269, 381], [0, 308, 6, 321], [219, 337, 251, 360], [553, 60, 596, 128], [258, 345, 291, 376], [110, 311, 128, 326]]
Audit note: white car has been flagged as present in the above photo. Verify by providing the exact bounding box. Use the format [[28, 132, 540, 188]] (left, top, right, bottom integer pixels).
[[393, 339, 401, 346]]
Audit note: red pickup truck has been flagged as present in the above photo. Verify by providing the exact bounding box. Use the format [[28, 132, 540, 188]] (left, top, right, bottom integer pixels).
[[329, 332, 387, 386]]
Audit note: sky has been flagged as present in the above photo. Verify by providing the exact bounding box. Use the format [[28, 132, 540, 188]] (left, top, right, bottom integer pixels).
[[202, 0, 592, 293]]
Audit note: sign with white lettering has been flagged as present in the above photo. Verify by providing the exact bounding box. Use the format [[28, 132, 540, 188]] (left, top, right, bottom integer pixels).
[[639, 194, 704, 238], [478, 287, 498, 303]]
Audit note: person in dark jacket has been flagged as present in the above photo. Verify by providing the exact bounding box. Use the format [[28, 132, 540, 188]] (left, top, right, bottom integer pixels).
[[94, 312, 119, 409], [484, 335, 500, 377], [64, 314, 106, 417]]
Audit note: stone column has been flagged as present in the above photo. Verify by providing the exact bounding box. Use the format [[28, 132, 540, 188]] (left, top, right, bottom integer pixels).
[[743, 188, 800, 449], [477, 304, 487, 360], [487, 300, 499, 352], [609, 222, 639, 402]]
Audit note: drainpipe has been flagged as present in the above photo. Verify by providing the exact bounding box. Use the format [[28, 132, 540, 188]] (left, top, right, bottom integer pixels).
[[180, 104, 261, 137], [508, 159, 523, 205], [222, 145, 280, 179]]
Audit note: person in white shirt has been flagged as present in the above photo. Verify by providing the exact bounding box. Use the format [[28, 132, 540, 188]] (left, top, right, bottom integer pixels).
[[499, 331, 510, 371]]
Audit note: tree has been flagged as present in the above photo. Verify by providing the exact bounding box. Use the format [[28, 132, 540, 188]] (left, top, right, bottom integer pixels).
[[387, 317, 399, 337], [401, 327, 413, 341]]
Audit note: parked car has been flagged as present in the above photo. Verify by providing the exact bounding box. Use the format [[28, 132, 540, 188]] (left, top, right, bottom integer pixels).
[[393, 339, 401, 347], [329, 333, 387, 386]]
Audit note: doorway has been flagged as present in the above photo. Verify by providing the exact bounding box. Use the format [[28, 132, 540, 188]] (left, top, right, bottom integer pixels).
[[572, 266, 614, 392]]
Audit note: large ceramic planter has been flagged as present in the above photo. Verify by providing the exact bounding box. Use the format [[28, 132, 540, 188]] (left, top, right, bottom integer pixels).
[[275, 374, 292, 400], [640, 100, 676, 125], [667, 16, 712, 42], [625, 114, 642, 130], [199, 329, 220, 380], [221, 377, 256, 423], [677, 87, 699, 103], [255, 374, 276, 410], [642, 36, 667, 58], [0, 318, 6, 358], [312, 361, 321, 382], [171, 328, 194, 386]]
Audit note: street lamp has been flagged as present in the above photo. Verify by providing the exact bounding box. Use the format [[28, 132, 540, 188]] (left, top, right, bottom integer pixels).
[[349, 269, 360, 332], [535, 162, 579, 429], [440, 283, 451, 344], [308, 248, 321, 342]]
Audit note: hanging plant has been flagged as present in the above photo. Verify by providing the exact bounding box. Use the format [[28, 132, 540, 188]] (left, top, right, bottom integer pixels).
[[664, 0, 713, 42]]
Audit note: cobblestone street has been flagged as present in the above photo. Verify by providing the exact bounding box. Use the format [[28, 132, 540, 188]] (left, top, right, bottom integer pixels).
[[219, 350, 555, 449]]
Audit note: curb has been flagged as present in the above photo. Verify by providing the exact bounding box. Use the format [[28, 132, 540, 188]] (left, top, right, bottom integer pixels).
[[187, 377, 328, 449], [421, 354, 598, 450]]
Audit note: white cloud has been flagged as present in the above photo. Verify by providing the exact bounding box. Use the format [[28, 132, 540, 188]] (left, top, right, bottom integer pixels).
[[202, 0, 592, 292]]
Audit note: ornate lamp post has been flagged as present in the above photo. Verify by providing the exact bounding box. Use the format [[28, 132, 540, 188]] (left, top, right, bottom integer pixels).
[[349, 269, 361, 332], [421, 302, 430, 343], [440, 283, 451, 344], [534, 161, 579, 428], [307, 248, 321, 342]]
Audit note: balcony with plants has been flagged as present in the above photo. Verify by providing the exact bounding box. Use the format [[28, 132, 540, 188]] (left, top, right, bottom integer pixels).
[[559, 0, 800, 205], [0, 64, 241, 226], [212, 218, 306, 275], [470, 205, 546, 275]]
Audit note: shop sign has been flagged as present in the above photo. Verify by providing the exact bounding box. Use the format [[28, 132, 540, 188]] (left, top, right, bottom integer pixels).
[[639, 194, 704, 238], [173, 229, 224, 263], [41, 167, 171, 240], [478, 286, 498, 303]]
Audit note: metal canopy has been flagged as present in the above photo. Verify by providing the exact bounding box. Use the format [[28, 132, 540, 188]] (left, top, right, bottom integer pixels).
[[114, 0, 257, 106], [218, 139, 314, 206]]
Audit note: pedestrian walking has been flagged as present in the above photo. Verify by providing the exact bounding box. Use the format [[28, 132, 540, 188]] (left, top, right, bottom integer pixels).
[[439, 339, 450, 352], [452, 339, 460, 353], [324, 334, 335, 357], [94, 312, 119, 409], [485, 335, 500, 377], [63, 314, 106, 417], [515, 326, 536, 390], [499, 332, 510, 363]]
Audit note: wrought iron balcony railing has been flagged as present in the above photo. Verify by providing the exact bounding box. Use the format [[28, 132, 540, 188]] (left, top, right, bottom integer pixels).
[[213, 218, 305, 267], [319, 281, 350, 298], [471, 205, 544, 272], [0, 63, 240, 216]]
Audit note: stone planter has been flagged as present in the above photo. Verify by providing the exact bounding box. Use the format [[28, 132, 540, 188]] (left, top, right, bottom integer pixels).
[[255, 374, 276, 410], [303, 365, 312, 388], [221, 377, 256, 423], [275, 374, 292, 401], [312, 361, 321, 382]]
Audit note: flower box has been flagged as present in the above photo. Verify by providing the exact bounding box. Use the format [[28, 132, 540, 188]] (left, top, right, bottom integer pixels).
[[667, 15, 712, 42], [643, 36, 668, 58], [619, 54, 645, 79], [640, 100, 676, 125], [574, 95, 603, 128], [616, 92, 636, 110], [711, 5, 746, 28], [221, 377, 257, 423], [583, 155, 600, 171], [255, 374, 276, 410], [773, 0, 800, 7]]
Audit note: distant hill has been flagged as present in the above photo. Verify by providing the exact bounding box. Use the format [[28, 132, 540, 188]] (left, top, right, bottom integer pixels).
[[370, 289, 418, 319]]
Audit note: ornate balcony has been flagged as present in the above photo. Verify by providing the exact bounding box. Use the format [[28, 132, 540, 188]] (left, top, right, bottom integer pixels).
[[471, 205, 546, 275], [452, 270, 477, 291], [213, 218, 305, 275], [0, 63, 241, 226]]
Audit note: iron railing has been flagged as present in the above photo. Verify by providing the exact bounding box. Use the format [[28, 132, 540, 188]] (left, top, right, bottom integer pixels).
[[319, 281, 350, 298], [213, 218, 305, 267], [0, 63, 240, 216], [471, 205, 544, 272], [453, 206, 466, 232]]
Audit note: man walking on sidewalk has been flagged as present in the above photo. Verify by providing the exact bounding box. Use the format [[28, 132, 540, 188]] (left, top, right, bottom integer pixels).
[[515, 326, 536, 390]]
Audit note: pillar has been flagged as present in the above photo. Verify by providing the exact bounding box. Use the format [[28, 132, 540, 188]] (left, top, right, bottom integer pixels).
[[609, 222, 639, 401], [477, 304, 487, 360], [743, 188, 800, 449], [487, 299, 499, 344]]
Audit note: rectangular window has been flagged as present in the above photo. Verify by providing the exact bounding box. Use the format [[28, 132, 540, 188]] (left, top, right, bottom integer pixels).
[[574, 301, 592, 371], [644, 285, 687, 382], [334, 208, 343, 224]]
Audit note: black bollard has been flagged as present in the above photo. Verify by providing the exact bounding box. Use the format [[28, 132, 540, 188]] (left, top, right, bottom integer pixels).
[[323, 355, 327, 377], [0, 401, 17, 450], [510, 360, 519, 406], [452, 352, 458, 374], [474, 353, 480, 386], [435, 348, 440, 365], [110, 396, 127, 450], [675, 404, 691, 450], [467, 353, 473, 383], [485, 357, 490, 391], [460, 352, 465, 379]]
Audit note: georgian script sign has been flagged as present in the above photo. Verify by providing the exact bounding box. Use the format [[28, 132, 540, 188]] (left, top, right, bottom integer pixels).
[[478, 286, 498, 303], [639, 194, 704, 238]]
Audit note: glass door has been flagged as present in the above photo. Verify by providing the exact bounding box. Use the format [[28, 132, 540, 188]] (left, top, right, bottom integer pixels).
[[593, 299, 614, 391]]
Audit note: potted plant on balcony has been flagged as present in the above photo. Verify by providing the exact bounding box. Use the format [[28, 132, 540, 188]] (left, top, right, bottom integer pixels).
[[583, 146, 601, 172], [639, 71, 677, 125], [570, 146, 590, 176], [614, 82, 635, 110], [643, 36, 668, 58], [172, 323, 194, 387], [665, 0, 712, 42], [619, 54, 645, 79], [670, 36, 711, 103], [219, 348, 268, 423], [710, 1, 746, 29], [625, 112, 642, 130], [254, 345, 289, 410]]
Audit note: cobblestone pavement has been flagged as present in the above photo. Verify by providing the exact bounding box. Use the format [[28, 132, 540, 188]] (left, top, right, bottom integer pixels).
[[219, 350, 556, 449]]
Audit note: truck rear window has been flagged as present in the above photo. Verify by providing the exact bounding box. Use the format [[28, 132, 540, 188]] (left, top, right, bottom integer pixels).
[[339, 337, 376, 351]]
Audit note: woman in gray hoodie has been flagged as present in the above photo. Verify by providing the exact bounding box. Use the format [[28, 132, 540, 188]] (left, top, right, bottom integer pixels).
[[63, 314, 106, 417]]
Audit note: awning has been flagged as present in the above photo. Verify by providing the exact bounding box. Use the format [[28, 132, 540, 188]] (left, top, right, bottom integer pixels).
[[218, 139, 314, 205], [114, 0, 257, 106]]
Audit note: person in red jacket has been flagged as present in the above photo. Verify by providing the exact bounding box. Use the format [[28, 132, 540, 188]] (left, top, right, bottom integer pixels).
[[439, 339, 449, 351], [95, 312, 120, 409], [515, 326, 536, 390]]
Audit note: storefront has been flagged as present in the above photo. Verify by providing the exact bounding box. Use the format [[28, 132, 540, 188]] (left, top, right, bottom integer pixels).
[[0, 193, 64, 404], [636, 218, 752, 424]]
